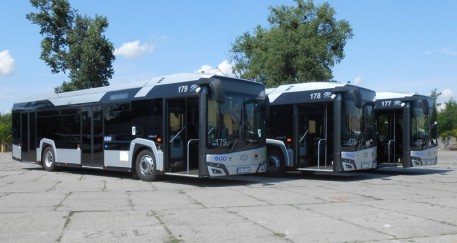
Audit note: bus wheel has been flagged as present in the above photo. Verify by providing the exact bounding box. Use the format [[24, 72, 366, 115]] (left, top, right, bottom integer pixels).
[[266, 149, 285, 177], [42, 146, 56, 171], [135, 150, 157, 181]]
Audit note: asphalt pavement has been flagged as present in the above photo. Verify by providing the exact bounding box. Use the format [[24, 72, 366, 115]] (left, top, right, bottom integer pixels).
[[1, 151, 456, 242]]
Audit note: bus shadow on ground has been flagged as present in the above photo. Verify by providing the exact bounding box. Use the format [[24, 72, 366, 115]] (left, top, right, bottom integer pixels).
[[280, 171, 385, 182], [23, 166, 138, 181], [365, 166, 452, 176], [22, 165, 453, 187], [275, 166, 453, 182]]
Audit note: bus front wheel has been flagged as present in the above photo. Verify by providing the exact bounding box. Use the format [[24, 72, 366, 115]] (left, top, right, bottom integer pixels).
[[135, 150, 157, 181], [266, 149, 285, 177], [42, 146, 56, 172]]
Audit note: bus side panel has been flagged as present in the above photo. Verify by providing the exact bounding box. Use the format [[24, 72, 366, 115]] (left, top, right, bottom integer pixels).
[[12, 145, 21, 161], [104, 150, 130, 168], [56, 148, 81, 165]]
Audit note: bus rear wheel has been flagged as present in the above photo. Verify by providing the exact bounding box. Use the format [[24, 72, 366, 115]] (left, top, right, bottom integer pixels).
[[42, 146, 56, 171], [135, 150, 157, 181]]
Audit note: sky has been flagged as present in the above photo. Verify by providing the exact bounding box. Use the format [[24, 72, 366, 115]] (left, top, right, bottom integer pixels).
[[1, 0, 456, 114]]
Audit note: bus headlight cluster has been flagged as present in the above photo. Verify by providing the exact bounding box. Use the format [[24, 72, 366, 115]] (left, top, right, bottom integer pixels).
[[341, 158, 356, 170], [411, 157, 422, 166]]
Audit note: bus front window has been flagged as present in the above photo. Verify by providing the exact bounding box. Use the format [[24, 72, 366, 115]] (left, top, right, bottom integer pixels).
[[341, 94, 376, 151], [207, 94, 265, 153], [411, 102, 431, 149]]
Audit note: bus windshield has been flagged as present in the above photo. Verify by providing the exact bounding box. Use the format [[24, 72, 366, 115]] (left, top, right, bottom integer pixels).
[[207, 93, 266, 153], [341, 94, 376, 151], [411, 99, 437, 149]]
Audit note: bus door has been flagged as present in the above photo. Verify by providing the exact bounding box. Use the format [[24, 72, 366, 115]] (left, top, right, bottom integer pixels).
[[20, 112, 36, 162], [377, 110, 403, 164], [81, 106, 104, 167], [166, 98, 199, 174], [297, 103, 331, 170]]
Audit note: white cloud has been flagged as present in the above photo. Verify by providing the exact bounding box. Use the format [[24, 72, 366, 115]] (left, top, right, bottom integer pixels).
[[352, 76, 362, 85], [425, 48, 457, 57], [439, 48, 457, 57], [0, 50, 15, 76], [441, 88, 454, 99], [197, 60, 236, 77], [114, 41, 153, 59]]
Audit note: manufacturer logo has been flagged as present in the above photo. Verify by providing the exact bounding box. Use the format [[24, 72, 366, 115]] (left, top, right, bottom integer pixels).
[[324, 92, 332, 97], [342, 152, 355, 158], [214, 156, 227, 161], [394, 100, 402, 106], [190, 84, 198, 91], [240, 155, 248, 161]]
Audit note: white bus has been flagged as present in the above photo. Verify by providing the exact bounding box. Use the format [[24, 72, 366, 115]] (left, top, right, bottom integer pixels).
[[12, 73, 267, 181], [375, 92, 438, 167], [265, 82, 377, 175]]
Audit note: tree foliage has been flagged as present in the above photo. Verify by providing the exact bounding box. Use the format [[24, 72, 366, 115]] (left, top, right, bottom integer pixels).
[[0, 113, 12, 144], [26, 0, 115, 92], [438, 98, 457, 138], [231, 0, 353, 87]]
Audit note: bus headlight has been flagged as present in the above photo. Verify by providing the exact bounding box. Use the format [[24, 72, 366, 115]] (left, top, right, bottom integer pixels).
[[341, 158, 356, 171], [411, 157, 422, 166]]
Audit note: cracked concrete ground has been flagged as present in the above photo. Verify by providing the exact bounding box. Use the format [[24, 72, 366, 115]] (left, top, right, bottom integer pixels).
[[0, 151, 456, 242]]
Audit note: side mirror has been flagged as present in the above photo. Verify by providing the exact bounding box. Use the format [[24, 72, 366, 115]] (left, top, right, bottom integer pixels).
[[198, 78, 225, 104], [350, 89, 362, 108], [419, 99, 430, 115], [208, 78, 225, 104]]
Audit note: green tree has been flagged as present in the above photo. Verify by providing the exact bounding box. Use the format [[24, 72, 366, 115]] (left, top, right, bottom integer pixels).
[[430, 88, 442, 106], [26, 0, 115, 92], [438, 98, 457, 138], [0, 113, 12, 145], [231, 0, 353, 87]]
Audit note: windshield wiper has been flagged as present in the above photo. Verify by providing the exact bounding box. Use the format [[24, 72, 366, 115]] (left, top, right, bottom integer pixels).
[[229, 137, 239, 152]]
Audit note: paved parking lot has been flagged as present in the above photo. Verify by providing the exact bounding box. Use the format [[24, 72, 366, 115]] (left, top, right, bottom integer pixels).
[[1, 151, 456, 242]]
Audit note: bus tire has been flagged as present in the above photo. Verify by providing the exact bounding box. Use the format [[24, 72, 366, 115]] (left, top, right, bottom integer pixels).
[[265, 149, 285, 177], [135, 150, 157, 181], [42, 146, 56, 172]]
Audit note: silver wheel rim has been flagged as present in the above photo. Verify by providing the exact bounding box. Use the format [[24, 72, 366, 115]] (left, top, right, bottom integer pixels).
[[140, 155, 154, 176], [44, 151, 54, 168], [267, 155, 280, 173]]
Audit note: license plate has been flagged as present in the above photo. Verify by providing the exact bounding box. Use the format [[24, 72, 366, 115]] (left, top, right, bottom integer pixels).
[[426, 160, 435, 165], [361, 163, 370, 169], [237, 167, 251, 174]]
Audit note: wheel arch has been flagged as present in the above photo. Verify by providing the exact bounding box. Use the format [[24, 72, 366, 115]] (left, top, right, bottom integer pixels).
[[37, 138, 57, 164], [129, 138, 163, 173], [266, 139, 291, 167]]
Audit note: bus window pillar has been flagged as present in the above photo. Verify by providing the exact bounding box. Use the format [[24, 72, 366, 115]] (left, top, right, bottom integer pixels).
[[402, 103, 412, 167], [333, 93, 343, 171], [198, 86, 210, 177]]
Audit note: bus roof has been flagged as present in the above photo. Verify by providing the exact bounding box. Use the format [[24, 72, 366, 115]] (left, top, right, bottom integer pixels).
[[376, 92, 416, 100], [376, 92, 433, 101], [14, 73, 239, 110], [266, 82, 345, 103], [16, 73, 211, 103], [13, 73, 265, 111], [266, 82, 345, 95]]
